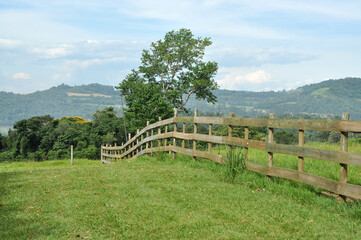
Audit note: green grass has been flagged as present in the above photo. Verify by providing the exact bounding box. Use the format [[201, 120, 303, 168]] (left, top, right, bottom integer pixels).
[[1, 155, 361, 239]]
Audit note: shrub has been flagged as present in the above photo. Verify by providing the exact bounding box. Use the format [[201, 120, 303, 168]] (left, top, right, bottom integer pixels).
[[0, 151, 13, 162], [84, 145, 99, 160]]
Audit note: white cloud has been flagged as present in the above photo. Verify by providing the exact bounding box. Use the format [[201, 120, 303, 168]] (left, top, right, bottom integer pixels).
[[30, 45, 74, 59], [65, 57, 130, 68], [13, 73, 31, 79], [207, 46, 317, 67], [0, 38, 23, 49], [217, 68, 272, 90]]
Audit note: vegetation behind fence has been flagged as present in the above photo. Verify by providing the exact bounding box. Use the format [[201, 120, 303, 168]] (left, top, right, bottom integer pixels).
[[101, 110, 361, 200]]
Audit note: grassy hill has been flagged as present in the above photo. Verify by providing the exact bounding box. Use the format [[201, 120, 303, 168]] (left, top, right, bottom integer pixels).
[[1, 77, 361, 133], [1, 155, 360, 239]]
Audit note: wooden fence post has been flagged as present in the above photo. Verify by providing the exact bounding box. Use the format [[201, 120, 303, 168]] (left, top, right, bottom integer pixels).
[[340, 113, 350, 200], [298, 130, 304, 172], [136, 129, 140, 155], [193, 109, 198, 161], [182, 122, 186, 148], [173, 109, 178, 160], [128, 133, 131, 158], [244, 126, 249, 162], [146, 121, 149, 153], [267, 113, 275, 169], [208, 124, 213, 153], [100, 144, 103, 163], [121, 143, 123, 157], [150, 128, 154, 156], [70, 145, 74, 165], [228, 113, 236, 153], [158, 117, 162, 150], [165, 125, 168, 148]]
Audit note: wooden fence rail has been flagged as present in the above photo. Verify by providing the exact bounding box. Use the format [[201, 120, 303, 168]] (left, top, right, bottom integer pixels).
[[101, 110, 361, 200]]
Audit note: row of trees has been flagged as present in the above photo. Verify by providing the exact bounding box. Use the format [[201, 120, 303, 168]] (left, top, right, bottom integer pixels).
[[0, 107, 126, 161]]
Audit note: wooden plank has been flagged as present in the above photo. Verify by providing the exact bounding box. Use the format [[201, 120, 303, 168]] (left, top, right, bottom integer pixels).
[[245, 162, 361, 200], [265, 143, 361, 166], [245, 161, 268, 175], [268, 119, 340, 132], [223, 117, 268, 128], [173, 117, 194, 123], [172, 146, 224, 164], [174, 116, 361, 132], [194, 117, 223, 125], [339, 120, 361, 133], [173, 132, 266, 150], [101, 159, 113, 164]]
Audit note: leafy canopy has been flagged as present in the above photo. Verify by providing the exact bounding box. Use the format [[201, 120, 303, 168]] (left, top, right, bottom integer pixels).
[[117, 28, 219, 130]]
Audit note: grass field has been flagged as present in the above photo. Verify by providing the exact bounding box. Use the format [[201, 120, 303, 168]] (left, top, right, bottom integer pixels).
[[1, 155, 361, 239]]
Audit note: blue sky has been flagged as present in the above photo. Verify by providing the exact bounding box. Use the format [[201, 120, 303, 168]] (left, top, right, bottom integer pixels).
[[1, 0, 361, 93]]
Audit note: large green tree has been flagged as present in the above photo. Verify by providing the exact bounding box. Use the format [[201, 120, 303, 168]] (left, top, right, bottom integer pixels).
[[117, 28, 219, 129]]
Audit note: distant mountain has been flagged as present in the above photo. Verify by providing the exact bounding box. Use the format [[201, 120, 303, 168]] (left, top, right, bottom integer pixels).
[[187, 77, 361, 120], [0, 83, 122, 128], [0, 78, 360, 134]]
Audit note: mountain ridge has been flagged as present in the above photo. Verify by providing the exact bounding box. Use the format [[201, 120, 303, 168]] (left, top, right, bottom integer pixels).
[[1, 77, 360, 134]]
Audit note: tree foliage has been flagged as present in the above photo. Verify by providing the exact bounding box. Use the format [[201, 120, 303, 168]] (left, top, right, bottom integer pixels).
[[117, 28, 219, 130], [0, 107, 127, 162], [274, 130, 297, 145]]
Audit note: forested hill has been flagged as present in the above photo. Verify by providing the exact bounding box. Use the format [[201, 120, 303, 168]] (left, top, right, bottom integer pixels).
[[0, 83, 122, 128], [187, 77, 361, 120], [1, 77, 361, 133]]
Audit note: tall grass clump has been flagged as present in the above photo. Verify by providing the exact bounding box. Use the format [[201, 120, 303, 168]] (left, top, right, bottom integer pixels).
[[154, 147, 167, 161], [223, 147, 245, 182]]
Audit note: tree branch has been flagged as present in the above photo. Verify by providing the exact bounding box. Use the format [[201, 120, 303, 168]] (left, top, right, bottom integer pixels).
[[164, 58, 179, 94], [177, 87, 196, 111]]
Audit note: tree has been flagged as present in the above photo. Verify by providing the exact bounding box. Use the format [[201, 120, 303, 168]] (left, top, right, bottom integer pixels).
[[117, 28, 219, 129], [0, 133, 4, 151], [91, 107, 125, 145], [117, 71, 174, 131]]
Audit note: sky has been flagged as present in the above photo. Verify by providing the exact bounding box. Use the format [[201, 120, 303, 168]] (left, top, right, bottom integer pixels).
[[1, 0, 361, 93]]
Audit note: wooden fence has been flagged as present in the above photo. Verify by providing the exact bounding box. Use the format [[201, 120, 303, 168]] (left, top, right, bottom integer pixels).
[[101, 110, 361, 200]]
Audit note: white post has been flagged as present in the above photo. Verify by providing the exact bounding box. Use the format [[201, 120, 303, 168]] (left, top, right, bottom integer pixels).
[[71, 145, 74, 165]]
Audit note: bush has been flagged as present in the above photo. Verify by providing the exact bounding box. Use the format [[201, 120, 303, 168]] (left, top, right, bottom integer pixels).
[[84, 145, 99, 160], [0, 151, 13, 162], [47, 149, 68, 160], [27, 151, 46, 161]]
